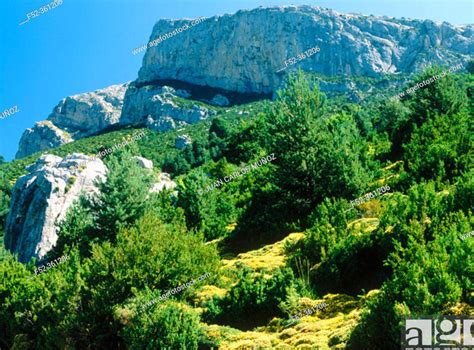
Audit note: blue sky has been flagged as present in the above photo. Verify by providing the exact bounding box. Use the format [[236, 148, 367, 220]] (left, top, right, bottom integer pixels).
[[0, 0, 472, 161]]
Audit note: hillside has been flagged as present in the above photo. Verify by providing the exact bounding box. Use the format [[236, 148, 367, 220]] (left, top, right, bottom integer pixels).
[[0, 4, 473, 350]]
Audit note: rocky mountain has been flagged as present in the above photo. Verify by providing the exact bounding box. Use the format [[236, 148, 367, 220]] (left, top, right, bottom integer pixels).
[[139, 5, 473, 93], [4, 154, 107, 263], [15, 5, 473, 159]]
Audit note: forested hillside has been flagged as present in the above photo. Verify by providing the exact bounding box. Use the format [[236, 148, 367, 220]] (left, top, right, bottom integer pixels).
[[0, 66, 473, 349]]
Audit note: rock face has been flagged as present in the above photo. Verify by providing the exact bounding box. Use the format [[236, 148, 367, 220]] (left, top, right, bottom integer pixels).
[[15, 84, 129, 159], [120, 84, 213, 131], [4, 154, 107, 263], [210, 94, 230, 106], [137, 5, 473, 94]]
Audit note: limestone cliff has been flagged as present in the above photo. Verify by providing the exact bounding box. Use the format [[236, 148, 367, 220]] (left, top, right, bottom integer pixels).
[[137, 5, 473, 93]]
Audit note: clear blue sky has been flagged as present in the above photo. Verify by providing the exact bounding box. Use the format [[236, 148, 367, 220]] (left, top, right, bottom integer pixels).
[[0, 0, 472, 161]]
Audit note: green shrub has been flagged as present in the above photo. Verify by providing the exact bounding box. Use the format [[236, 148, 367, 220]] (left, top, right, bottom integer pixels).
[[177, 167, 237, 240], [203, 265, 294, 329], [52, 149, 154, 257], [404, 111, 472, 183], [0, 250, 85, 349], [77, 211, 219, 347], [122, 301, 203, 350], [348, 203, 473, 349], [286, 198, 351, 268], [311, 232, 390, 295]]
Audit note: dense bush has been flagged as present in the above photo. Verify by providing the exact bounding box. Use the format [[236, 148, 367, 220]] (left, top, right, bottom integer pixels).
[[76, 211, 219, 347], [51, 149, 154, 257], [348, 210, 473, 350], [263, 73, 370, 221], [177, 166, 238, 240], [203, 265, 295, 329], [0, 249, 85, 349], [232, 73, 371, 243], [404, 111, 472, 182], [286, 198, 351, 268], [122, 301, 204, 350]]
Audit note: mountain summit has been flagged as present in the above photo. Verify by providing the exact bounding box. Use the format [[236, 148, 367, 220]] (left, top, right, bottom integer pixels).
[[15, 5, 473, 158], [138, 5, 473, 93]]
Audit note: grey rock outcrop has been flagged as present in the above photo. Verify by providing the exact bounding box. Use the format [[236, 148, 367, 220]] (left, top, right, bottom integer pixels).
[[4, 153, 107, 263], [120, 84, 213, 130], [175, 134, 192, 149], [150, 173, 177, 193], [133, 156, 154, 169], [15, 84, 129, 159], [15, 121, 72, 159], [137, 5, 473, 94], [15, 6, 473, 159]]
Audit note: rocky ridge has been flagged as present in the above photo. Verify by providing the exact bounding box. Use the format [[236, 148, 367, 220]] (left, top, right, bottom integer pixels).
[[15, 5, 473, 158], [120, 85, 214, 131], [16, 84, 129, 159], [138, 5, 473, 93]]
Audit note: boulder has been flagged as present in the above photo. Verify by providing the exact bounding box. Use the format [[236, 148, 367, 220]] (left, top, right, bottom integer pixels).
[[15, 121, 72, 159], [133, 156, 154, 169], [4, 153, 107, 262], [150, 173, 177, 193], [210, 94, 230, 106], [175, 134, 192, 149]]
